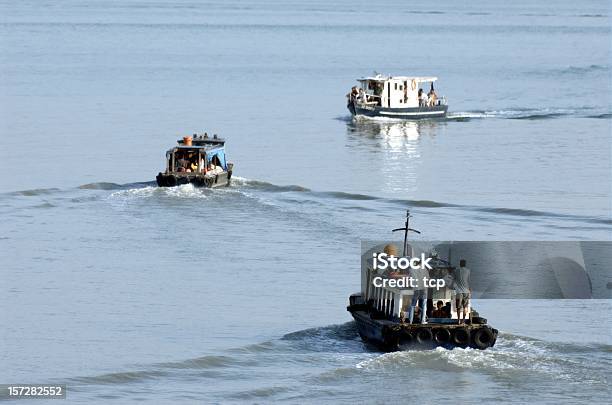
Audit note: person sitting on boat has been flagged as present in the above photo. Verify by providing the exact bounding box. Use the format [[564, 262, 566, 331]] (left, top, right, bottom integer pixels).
[[206, 162, 223, 175], [444, 301, 452, 318], [432, 300, 446, 318], [177, 155, 190, 172], [358, 88, 367, 103]]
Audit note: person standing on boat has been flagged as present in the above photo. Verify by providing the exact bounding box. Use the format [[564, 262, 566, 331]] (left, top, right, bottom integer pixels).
[[418, 88, 428, 107], [408, 259, 429, 324], [428, 85, 437, 106], [347, 86, 358, 102], [453, 259, 471, 324]]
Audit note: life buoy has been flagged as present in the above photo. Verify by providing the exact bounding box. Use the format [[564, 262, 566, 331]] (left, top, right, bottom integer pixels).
[[453, 327, 470, 346], [411, 79, 417, 90], [473, 328, 494, 350], [415, 328, 433, 344], [434, 328, 451, 344]]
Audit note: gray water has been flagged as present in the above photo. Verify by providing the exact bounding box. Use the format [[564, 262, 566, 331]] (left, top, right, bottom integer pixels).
[[1, 0, 611, 403]]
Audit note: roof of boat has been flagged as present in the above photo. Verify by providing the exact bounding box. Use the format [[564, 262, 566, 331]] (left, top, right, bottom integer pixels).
[[358, 75, 438, 82], [166, 135, 226, 153], [172, 144, 224, 150]]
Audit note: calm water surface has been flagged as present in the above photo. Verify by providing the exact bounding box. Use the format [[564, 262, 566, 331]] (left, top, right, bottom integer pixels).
[[1, 0, 610, 403]]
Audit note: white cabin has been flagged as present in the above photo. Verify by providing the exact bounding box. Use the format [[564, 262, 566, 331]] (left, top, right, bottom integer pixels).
[[362, 258, 469, 321], [357, 75, 441, 108]]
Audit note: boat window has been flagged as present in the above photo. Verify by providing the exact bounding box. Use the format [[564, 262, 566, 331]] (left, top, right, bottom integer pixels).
[[394, 83, 397, 90], [399, 85, 403, 90]]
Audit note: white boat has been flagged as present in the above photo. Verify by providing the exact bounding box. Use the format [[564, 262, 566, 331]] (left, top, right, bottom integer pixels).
[[347, 74, 448, 119]]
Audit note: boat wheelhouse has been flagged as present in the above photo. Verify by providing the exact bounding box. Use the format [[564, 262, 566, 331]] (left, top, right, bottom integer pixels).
[[156, 133, 233, 188], [347, 74, 448, 119], [347, 211, 498, 351]]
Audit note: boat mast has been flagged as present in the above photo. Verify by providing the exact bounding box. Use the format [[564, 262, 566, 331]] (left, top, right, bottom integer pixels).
[[392, 209, 421, 256]]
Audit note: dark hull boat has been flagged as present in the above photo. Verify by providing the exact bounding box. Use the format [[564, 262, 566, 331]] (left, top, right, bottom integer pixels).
[[156, 133, 234, 188], [348, 294, 498, 351], [347, 210, 498, 351], [156, 169, 232, 188], [348, 102, 448, 119]]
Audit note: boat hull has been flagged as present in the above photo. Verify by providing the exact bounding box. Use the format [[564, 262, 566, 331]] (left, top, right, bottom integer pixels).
[[348, 102, 448, 119], [348, 305, 498, 351], [156, 171, 232, 188]]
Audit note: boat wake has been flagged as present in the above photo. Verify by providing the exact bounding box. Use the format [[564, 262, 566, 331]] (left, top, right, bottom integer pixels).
[[526, 63, 609, 77], [447, 107, 610, 121], [344, 106, 610, 123], [108, 184, 214, 200], [353, 332, 611, 382], [231, 178, 611, 226], [78, 181, 155, 190], [4, 178, 610, 228], [64, 321, 611, 399]]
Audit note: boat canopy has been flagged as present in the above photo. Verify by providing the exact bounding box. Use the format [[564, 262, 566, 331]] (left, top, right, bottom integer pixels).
[[206, 148, 227, 170], [166, 145, 227, 170], [358, 75, 437, 83]]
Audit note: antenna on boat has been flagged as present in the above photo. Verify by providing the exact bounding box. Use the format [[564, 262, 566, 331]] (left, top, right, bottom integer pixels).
[[392, 209, 421, 256]]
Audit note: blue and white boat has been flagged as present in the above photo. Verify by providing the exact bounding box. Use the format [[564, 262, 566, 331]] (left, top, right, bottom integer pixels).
[[156, 133, 233, 188], [347, 74, 448, 119]]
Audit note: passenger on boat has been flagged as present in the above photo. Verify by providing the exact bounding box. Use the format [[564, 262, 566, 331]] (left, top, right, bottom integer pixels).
[[428, 87, 437, 107], [453, 259, 471, 324], [358, 88, 367, 103], [411, 306, 422, 324], [177, 155, 190, 173], [444, 302, 452, 318], [207, 163, 224, 175], [408, 260, 429, 324], [347, 86, 358, 102], [432, 300, 446, 318], [418, 89, 429, 107]]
